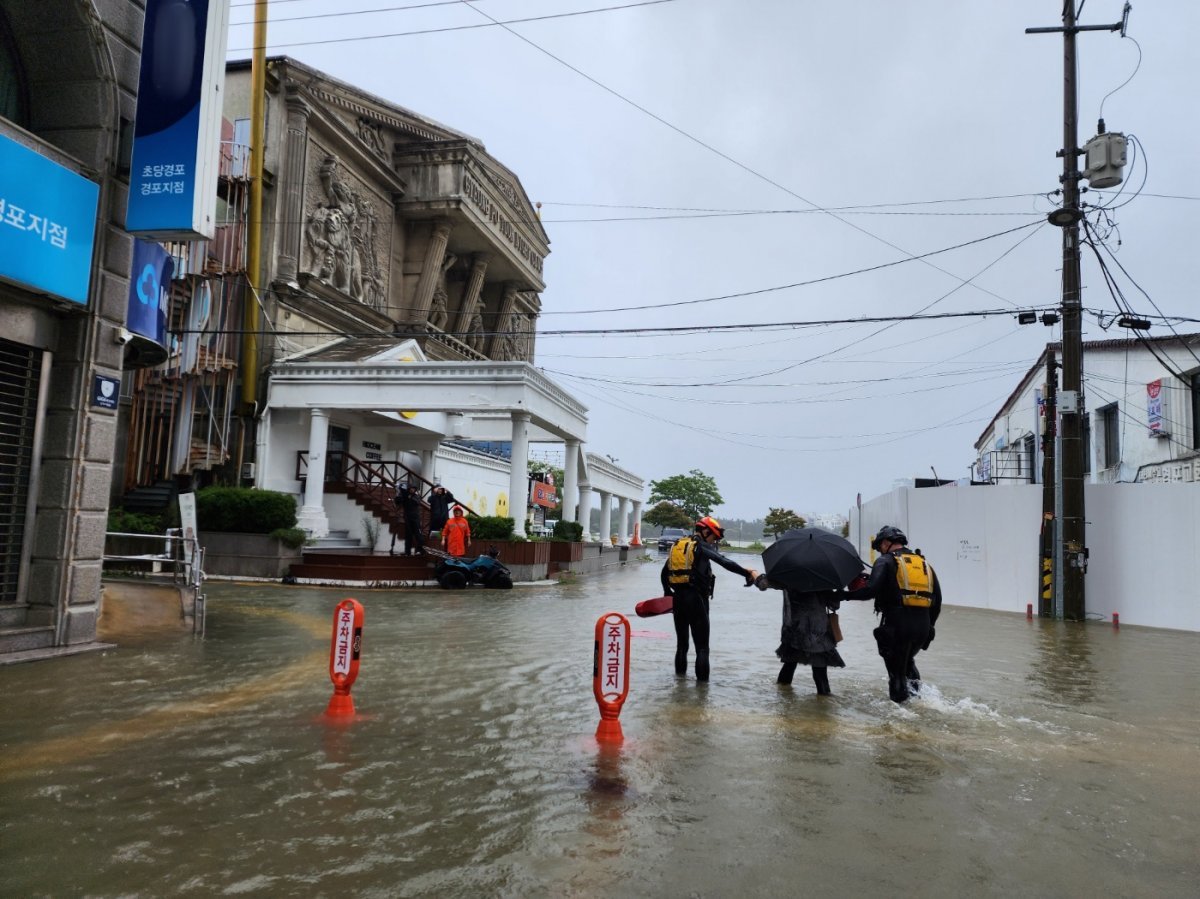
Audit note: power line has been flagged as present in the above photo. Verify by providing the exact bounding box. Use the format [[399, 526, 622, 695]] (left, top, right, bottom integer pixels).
[[455, 0, 1026, 310], [538, 220, 1045, 316], [227, 0, 681, 52]]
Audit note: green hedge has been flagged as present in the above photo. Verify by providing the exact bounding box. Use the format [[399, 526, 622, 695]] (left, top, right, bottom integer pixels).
[[107, 507, 163, 535], [467, 514, 516, 540], [196, 487, 297, 534], [552, 520, 584, 542]]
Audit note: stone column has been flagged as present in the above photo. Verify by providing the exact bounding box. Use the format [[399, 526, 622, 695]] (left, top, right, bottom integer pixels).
[[508, 411, 531, 537], [409, 219, 452, 324], [297, 409, 331, 537], [599, 492, 612, 544], [630, 500, 644, 546], [562, 440, 580, 526], [454, 252, 490, 335], [277, 90, 312, 283], [487, 282, 520, 359], [577, 485, 593, 539], [420, 449, 435, 484], [617, 497, 630, 545]]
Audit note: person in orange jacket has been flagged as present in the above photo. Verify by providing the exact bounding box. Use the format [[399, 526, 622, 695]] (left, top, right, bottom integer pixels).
[[441, 505, 472, 557]]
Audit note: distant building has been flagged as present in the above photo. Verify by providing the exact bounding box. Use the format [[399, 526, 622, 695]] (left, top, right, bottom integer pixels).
[[974, 335, 1200, 486]]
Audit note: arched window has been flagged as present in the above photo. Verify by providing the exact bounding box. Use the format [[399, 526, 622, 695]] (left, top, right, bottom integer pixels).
[[0, 8, 29, 127]]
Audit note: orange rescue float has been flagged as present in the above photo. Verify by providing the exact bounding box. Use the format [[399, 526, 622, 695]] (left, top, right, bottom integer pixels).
[[593, 611, 631, 743], [325, 598, 364, 718]]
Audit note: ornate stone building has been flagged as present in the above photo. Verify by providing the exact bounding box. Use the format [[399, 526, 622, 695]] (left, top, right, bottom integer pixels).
[[0, 0, 148, 657], [210, 58, 642, 540]]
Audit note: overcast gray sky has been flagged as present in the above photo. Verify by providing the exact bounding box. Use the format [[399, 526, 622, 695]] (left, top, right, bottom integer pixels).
[[230, 0, 1200, 520]]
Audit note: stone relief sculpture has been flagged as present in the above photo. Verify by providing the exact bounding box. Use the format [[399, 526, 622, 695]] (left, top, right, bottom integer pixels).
[[467, 311, 485, 351], [357, 117, 388, 160], [303, 154, 386, 309], [428, 251, 457, 331]]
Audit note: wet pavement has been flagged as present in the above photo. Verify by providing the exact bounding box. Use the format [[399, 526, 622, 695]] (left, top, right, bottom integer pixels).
[[2, 558, 1198, 897]]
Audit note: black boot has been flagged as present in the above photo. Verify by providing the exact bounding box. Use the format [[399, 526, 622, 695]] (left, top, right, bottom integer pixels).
[[906, 658, 922, 694], [777, 662, 796, 685], [695, 651, 710, 682], [675, 650, 688, 676], [812, 667, 831, 695]]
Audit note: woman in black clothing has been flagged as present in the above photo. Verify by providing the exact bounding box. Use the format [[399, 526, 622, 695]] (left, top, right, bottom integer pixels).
[[760, 579, 845, 694]]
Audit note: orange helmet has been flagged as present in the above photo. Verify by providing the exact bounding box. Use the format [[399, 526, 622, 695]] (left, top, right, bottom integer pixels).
[[695, 516, 724, 538]]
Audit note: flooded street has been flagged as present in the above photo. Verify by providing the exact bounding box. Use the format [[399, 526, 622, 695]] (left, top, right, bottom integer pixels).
[[2, 559, 1198, 897]]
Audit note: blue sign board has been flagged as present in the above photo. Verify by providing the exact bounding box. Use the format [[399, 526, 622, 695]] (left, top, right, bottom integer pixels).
[[126, 0, 223, 238], [0, 134, 99, 305], [126, 239, 174, 345], [92, 374, 120, 410]]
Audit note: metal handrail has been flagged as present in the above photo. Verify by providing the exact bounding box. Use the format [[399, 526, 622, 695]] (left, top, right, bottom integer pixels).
[[295, 450, 479, 517], [103, 530, 206, 635]]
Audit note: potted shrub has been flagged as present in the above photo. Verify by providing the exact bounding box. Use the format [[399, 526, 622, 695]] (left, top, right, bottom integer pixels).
[[549, 519, 584, 563], [196, 487, 306, 577]]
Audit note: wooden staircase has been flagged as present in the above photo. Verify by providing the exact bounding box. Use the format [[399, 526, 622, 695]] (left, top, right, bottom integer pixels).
[[288, 549, 437, 583]]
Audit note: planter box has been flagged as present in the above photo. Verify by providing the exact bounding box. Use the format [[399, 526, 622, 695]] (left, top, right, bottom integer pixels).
[[549, 541, 584, 563], [199, 531, 303, 578], [489, 540, 550, 566]]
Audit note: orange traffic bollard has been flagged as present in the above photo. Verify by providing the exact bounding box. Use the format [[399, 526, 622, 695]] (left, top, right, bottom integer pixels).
[[593, 612, 630, 743], [325, 598, 364, 718]]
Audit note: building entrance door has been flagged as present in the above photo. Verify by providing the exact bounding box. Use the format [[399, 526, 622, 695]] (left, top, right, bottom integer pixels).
[[326, 425, 350, 481], [0, 337, 44, 604]]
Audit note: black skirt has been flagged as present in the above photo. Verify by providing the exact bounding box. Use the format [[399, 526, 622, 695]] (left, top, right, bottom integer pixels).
[[775, 590, 845, 668]]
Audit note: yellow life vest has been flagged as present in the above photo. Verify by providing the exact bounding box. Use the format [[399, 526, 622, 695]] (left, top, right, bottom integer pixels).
[[667, 537, 698, 586], [894, 550, 935, 608]]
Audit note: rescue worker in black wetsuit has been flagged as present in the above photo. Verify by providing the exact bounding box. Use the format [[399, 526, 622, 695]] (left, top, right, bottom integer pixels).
[[660, 516, 758, 682], [846, 525, 942, 703], [391, 481, 425, 556]]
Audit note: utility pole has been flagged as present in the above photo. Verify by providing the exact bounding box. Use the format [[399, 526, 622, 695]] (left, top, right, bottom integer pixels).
[[1026, 2, 1127, 621], [1038, 350, 1057, 618]]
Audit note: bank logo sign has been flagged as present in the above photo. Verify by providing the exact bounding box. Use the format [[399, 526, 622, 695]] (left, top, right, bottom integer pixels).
[[126, 0, 230, 240], [126, 239, 174, 345], [0, 134, 99, 305]]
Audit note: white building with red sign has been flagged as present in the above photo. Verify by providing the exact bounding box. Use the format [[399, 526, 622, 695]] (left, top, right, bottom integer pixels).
[[973, 334, 1200, 486]]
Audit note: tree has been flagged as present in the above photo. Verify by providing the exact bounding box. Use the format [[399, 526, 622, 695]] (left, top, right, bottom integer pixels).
[[648, 470, 723, 521], [644, 500, 692, 532], [763, 507, 806, 538]]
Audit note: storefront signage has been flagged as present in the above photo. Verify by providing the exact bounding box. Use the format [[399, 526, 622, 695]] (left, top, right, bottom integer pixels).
[[1146, 379, 1170, 437], [92, 374, 120, 410], [126, 239, 174, 345], [530, 480, 558, 508], [0, 134, 99, 305], [126, 0, 231, 239]]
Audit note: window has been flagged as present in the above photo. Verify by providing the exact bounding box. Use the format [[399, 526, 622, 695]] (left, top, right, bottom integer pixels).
[[1023, 434, 1037, 483], [1099, 404, 1120, 469], [0, 9, 28, 127], [1192, 372, 1200, 451], [1082, 415, 1091, 474]]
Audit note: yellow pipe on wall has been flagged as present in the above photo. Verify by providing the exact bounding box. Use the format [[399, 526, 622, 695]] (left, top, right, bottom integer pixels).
[[241, 0, 268, 410]]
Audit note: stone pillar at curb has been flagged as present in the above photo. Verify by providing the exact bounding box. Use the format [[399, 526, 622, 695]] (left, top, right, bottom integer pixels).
[[508, 411, 531, 537], [577, 485, 593, 539], [297, 409, 331, 537], [599, 492, 612, 544], [562, 440, 580, 525], [617, 496, 630, 545]]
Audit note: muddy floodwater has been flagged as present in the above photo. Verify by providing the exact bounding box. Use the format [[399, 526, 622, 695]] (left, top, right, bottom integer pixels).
[[2, 560, 1198, 897]]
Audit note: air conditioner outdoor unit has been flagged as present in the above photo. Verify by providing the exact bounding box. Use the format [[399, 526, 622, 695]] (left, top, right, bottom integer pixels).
[[241, 462, 256, 480]]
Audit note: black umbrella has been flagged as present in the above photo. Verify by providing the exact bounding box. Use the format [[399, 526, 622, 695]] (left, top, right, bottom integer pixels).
[[760, 527, 865, 592]]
